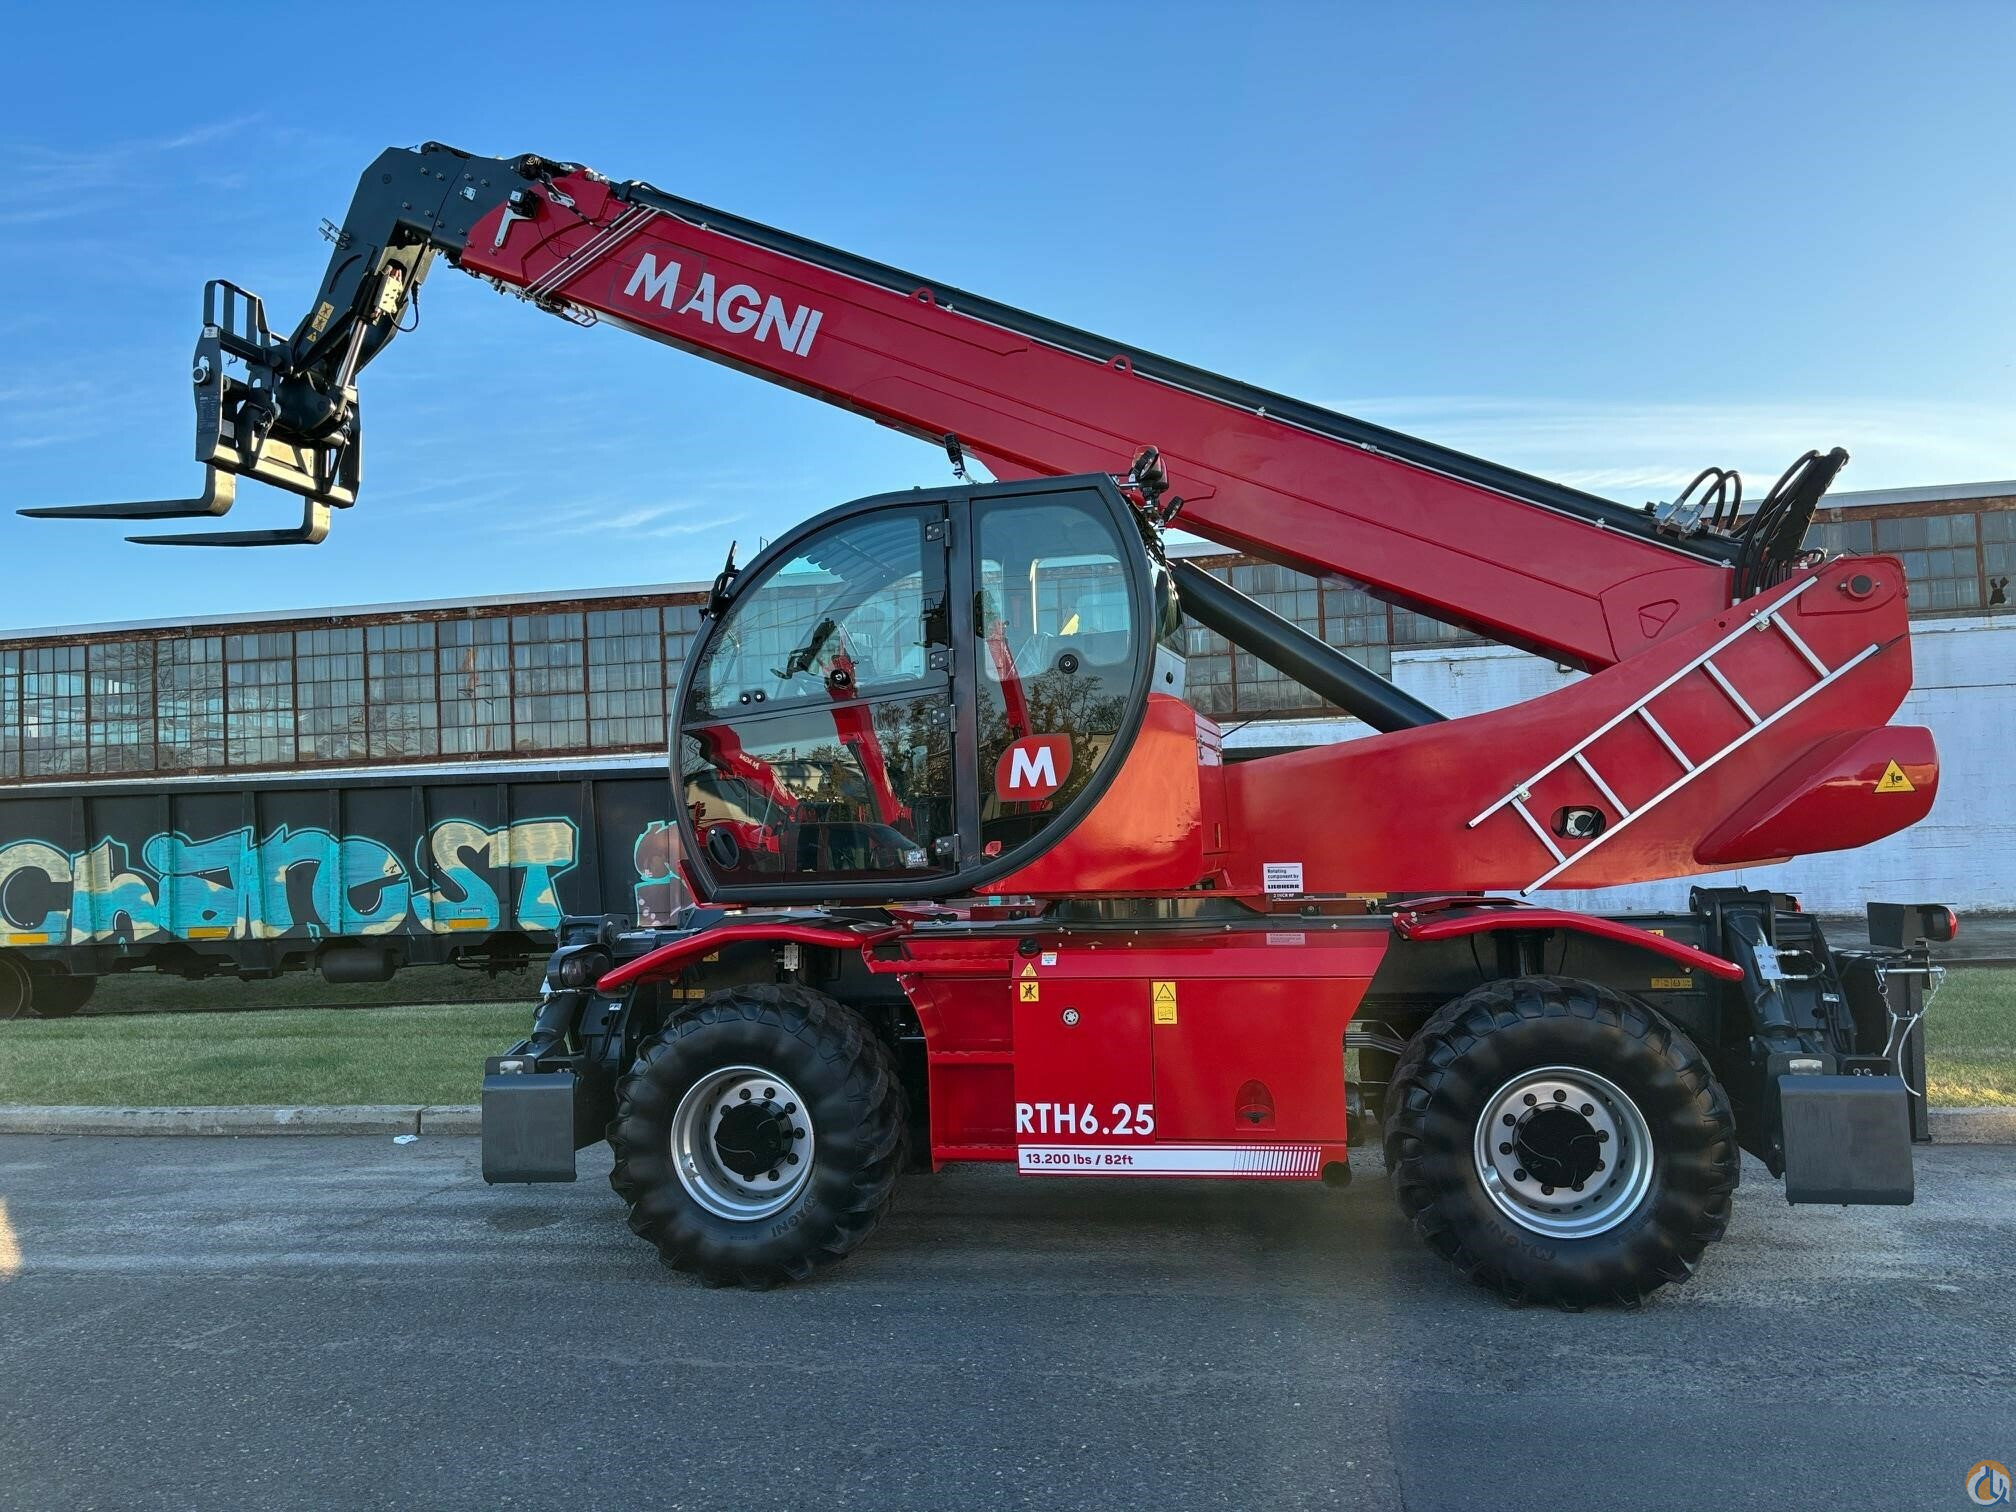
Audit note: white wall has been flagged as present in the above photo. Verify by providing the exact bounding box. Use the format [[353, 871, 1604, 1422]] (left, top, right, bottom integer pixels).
[[1221, 617, 2015, 914]]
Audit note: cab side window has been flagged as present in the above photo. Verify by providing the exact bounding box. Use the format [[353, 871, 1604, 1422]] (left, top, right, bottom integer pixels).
[[974, 496, 1139, 857]]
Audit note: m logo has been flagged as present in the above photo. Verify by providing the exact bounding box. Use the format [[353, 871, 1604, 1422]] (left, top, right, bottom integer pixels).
[[995, 735, 1073, 802]]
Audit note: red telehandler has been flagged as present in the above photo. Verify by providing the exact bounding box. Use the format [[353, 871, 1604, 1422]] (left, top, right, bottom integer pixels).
[[27, 143, 1956, 1303]]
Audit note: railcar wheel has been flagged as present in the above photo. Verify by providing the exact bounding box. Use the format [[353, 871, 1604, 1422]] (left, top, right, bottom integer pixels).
[[1382, 976, 1738, 1307], [26, 974, 94, 1019], [0, 955, 30, 1021], [608, 984, 907, 1287]]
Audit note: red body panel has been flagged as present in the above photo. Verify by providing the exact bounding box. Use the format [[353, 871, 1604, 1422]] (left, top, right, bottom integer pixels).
[[1694, 724, 1938, 865], [982, 695, 1212, 896], [460, 180, 1728, 670], [1222, 557, 1921, 892], [1393, 904, 1748, 981], [598, 920, 896, 992], [852, 923, 1389, 1173]]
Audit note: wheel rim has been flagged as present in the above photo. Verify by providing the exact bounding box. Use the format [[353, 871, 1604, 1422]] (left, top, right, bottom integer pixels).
[[670, 1065, 816, 1221], [1472, 1065, 1655, 1239]]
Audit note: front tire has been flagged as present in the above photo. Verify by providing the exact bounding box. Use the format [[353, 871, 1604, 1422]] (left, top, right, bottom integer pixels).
[[609, 984, 908, 1287], [1382, 976, 1738, 1307]]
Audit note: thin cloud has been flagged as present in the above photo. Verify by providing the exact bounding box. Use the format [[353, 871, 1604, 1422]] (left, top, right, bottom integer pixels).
[[1328, 395, 2016, 498]]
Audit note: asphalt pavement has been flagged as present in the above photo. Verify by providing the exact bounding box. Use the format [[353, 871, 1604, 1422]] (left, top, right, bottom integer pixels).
[[1, 1136, 2011, 1511]]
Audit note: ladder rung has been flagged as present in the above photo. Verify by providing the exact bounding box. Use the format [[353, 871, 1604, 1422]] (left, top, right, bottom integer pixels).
[[1638, 708, 1694, 770], [1519, 639, 1883, 893], [1770, 613, 1833, 679], [1572, 752, 1630, 817], [1701, 659, 1762, 725], [1463, 573, 1822, 829], [1511, 799, 1566, 863]]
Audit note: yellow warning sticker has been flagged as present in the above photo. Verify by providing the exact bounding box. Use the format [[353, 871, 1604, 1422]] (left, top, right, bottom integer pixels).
[[1020, 963, 1037, 978], [1018, 981, 1041, 1002], [1876, 760, 1915, 794], [1649, 976, 1694, 990], [1152, 981, 1178, 1025], [0, 932, 51, 946]]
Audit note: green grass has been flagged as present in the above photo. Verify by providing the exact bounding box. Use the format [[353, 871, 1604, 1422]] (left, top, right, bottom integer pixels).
[[1925, 967, 2016, 1108], [0, 1002, 531, 1107], [82, 963, 543, 1015], [0, 968, 2007, 1111]]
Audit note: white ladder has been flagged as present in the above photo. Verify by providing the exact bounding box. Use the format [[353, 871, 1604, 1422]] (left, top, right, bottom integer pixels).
[[1468, 576, 1882, 893]]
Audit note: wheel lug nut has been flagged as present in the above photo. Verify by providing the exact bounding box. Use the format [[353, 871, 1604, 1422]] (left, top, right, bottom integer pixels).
[[764, 1088, 777, 1100], [1513, 1168, 1527, 1181], [793, 1126, 806, 1138], [1541, 1184, 1554, 1196], [1552, 1089, 1566, 1102], [1523, 1093, 1537, 1106], [1502, 1114, 1516, 1127], [785, 1103, 797, 1114], [1499, 1142, 1512, 1155], [1597, 1130, 1610, 1142], [786, 1153, 799, 1165], [1579, 1103, 1593, 1115], [1594, 1159, 1605, 1171], [767, 1169, 780, 1181], [739, 1089, 752, 1101], [1572, 1182, 1585, 1192]]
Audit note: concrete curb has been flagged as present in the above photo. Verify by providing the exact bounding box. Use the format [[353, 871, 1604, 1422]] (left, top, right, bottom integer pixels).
[[0, 1105, 481, 1137], [0, 1103, 2012, 1143]]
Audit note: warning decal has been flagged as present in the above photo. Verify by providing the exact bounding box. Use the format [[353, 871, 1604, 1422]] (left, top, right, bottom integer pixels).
[[1019, 981, 1041, 1002], [1875, 760, 1916, 794], [1152, 981, 1178, 1025], [1020, 963, 1037, 977]]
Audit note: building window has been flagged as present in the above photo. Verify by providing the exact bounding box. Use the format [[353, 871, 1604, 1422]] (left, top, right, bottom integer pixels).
[[88, 640, 155, 773], [158, 637, 224, 769], [1876, 513, 1981, 612], [1322, 582, 1395, 674], [19, 643, 86, 777], [1806, 518, 1875, 556], [367, 621, 439, 759], [439, 617, 512, 756], [511, 612, 587, 751], [664, 603, 704, 694], [226, 631, 296, 767], [1982, 511, 2014, 609], [296, 626, 365, 762], [588, 607, 665, 749], [1224, 564, 1324, 713], [0, 650, 18, 780], [1183, 620, 1236, 717]]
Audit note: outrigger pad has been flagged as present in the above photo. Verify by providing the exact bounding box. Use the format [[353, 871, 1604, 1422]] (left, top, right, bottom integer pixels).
[[1779, 1074, 1914, 1205], [481, 1071, 579, 1184]]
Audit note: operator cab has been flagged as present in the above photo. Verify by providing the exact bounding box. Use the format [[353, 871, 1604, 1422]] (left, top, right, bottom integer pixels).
[[673, 475, 1167, 902]]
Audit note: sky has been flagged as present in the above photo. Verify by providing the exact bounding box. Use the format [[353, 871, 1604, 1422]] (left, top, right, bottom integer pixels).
[[0, 1, 2011, 632]]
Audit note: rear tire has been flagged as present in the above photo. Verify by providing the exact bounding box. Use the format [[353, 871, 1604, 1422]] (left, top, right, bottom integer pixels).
[[1382, 975, 1738, 1307], [608, 984, 908, 1287]]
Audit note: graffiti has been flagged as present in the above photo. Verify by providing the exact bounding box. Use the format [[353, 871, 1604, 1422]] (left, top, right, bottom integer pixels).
[[0, 818, 580, 946], [632, 820, 691, 927]]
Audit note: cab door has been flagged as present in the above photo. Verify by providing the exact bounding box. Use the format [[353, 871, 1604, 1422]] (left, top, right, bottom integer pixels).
[[673, 475, 1155, 904], [676, 500, 960, 899]]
